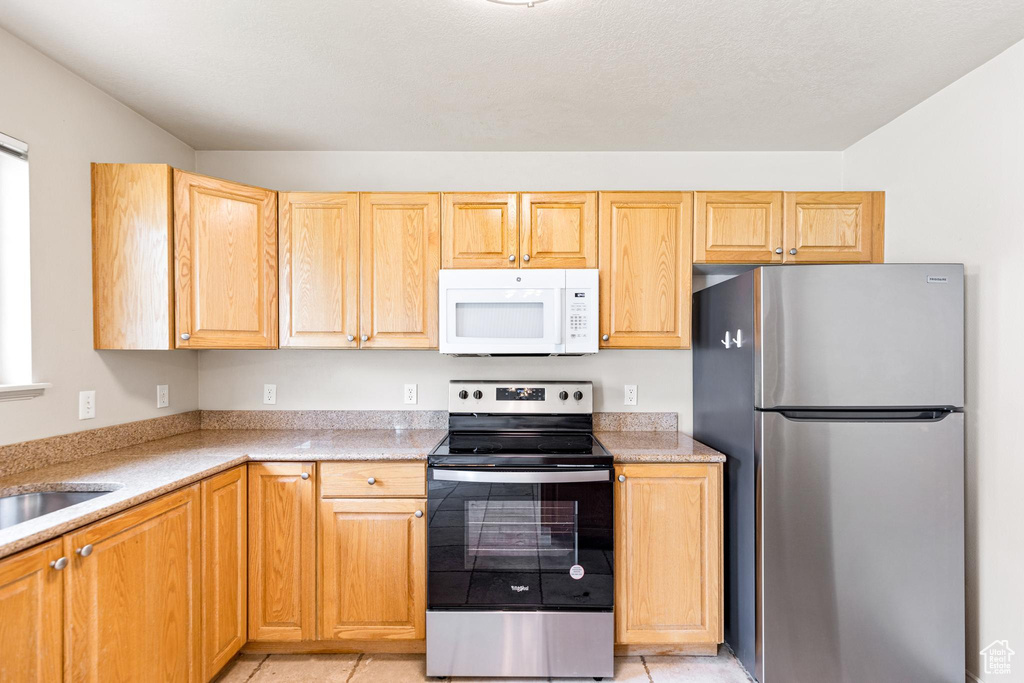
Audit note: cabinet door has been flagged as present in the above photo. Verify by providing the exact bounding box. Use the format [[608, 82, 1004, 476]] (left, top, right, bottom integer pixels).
[[0, 540, 63, 682], [201, 466, 247, 679], [319, 498, 426, 640], [248, 462, 315, 641], [359, 193, 440, 349], [65, 485, 201, 682], [441, 192, 518, 268], [279, 192, 360, 348], [174, 170, 278, 348], [92, 163, 175, 349], [615, 464, 722, 646], [783, 192, 883, 263], [694, 191, 783, 263], [520, 192, 598, 268], [599, 192, 692, 349]]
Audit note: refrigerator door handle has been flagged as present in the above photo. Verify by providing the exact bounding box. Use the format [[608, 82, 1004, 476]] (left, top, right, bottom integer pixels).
[[721, 330, 744, 349], [721, 331, 732, 349]]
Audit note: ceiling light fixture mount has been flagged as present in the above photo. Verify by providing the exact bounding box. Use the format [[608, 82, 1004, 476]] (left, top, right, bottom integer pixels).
[[486, 0, 549, 7]]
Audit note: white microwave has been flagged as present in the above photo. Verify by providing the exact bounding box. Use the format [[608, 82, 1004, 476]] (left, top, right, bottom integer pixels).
[[439, 269, 599, 355]]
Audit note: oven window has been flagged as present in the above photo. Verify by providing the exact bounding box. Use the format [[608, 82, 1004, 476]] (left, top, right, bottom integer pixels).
[[465, 500, 577, 570], [455, 302, 544, 338]]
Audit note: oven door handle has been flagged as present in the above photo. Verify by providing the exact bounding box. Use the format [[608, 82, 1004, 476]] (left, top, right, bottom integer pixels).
[[431, 469, 610, 483]]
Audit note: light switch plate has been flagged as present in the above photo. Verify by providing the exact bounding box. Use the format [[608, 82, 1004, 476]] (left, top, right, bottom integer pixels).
[[624, 384, 638, 406], [79, 390, 96, 419], [264, 384, 277, 405], [404, 384, 417, 405], [156, 385, 169, 408]]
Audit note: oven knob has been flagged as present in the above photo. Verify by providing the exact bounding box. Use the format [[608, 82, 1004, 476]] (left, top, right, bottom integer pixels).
[[458, 390, 468, 400], [559, 391, 568, 401], [573, 390, 584, 401], [473, 390, 483, 400]]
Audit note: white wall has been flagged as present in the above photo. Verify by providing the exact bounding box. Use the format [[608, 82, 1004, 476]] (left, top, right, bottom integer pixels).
[[196, 150, 843, 432], [0, 27, 198, 446], [843, 39, 1024, 682]]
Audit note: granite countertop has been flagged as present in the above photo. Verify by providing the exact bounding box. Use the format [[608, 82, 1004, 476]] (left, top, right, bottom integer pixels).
[[0, 427, 723, 560]]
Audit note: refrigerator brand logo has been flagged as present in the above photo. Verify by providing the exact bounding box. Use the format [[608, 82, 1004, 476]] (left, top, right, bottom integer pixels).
[[927, 276, 949, 283], [981, 640, 1015, 676], [510, 585, 530, 592]]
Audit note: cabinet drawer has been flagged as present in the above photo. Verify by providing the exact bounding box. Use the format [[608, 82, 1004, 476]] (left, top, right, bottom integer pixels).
[[320, 461, 426, 498]]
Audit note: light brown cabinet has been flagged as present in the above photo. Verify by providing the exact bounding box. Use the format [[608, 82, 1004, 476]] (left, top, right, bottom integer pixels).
[[318, 497, 426, 640], [441, 192, 598, 269], [614, 463, 722, 650], [248, 462, 316, 642], [599, 192, 693, 349], [0, 539, 63, 682], [694, 191, 884, 264], [278, 192, 360, 348], [201, 466, 247, 679], [174, 170, 279, 349], [65, 485, 202, 682], [360, 193, 440, 349]]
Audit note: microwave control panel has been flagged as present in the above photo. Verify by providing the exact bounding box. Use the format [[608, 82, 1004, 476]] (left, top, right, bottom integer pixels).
[[564, 269, 599, 353]]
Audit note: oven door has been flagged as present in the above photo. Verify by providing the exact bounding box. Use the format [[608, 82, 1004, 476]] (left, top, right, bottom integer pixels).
[[439, 269, 565, 354], [427, 467, 613, 611]]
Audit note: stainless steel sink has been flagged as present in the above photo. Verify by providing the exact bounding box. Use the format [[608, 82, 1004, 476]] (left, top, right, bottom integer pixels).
[[0, 490, 116, 530]]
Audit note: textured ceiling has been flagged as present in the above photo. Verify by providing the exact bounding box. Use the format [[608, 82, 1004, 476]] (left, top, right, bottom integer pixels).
[[2, 0, 1023, 151]]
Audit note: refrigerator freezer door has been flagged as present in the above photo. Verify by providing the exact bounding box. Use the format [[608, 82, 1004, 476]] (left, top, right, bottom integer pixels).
[[759, 411, 965, 683], [757, 264, 964, 409]]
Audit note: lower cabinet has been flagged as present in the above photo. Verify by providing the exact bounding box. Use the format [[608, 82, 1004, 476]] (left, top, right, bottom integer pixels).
[[318, 497, 426, 640], [615, 463, 723, 649], [247, 462, 316, 641], [201, 466, 247, 678], [65, 485, 202, 682], [0, 539, 63, 682]]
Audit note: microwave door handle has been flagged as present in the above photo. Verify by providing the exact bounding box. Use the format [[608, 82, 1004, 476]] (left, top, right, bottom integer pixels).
[[432, 469, 611, 484]]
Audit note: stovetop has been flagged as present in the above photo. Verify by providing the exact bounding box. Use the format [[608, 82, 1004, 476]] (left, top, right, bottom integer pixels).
[[429, 431, 612, 467]]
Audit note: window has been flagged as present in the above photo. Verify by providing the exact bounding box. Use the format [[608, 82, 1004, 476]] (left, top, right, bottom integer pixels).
[[0, 131, 46, 399]]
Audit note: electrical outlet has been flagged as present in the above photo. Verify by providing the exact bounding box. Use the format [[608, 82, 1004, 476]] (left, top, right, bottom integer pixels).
[[263, 384, 277, 405], [79, 390, 96, 420], [156, 384, 169, 408], [624, 384, 638, 406], [404, 384, 418, 405]]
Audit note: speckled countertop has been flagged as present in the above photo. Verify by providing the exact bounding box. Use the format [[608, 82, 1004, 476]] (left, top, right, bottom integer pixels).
[[0, 428, 723, 560]]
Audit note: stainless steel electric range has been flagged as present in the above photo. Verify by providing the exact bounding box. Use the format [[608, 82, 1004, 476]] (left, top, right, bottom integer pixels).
[[426, 380, 614, 680]]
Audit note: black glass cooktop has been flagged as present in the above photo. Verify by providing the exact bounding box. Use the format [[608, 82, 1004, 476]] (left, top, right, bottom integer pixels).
[[429, 431, 611, 466]]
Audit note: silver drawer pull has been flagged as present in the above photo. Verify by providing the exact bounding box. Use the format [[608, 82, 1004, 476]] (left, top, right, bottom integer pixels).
[[414, 510, 423, 518], [76, 544, 93, 557], [367, 477, 376, 485], [50, 557, 68, 571], [617, 475, 626, 482], [300, 472, 309, 480], [433, 469, 610, 484]]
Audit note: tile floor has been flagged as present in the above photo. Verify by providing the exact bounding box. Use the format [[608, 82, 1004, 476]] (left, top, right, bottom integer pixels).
[[214, 649, 754, 682]]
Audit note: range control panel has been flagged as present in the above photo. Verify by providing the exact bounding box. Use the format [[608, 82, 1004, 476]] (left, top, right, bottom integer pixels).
[[448, 380, 594, 414]]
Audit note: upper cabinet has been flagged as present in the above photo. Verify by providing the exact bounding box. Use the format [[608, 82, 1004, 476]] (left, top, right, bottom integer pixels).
[[92, 163, 175, 349], [694, 191, 884, 264], [694, 191, 784, 264], [360, 193, 440, 349], [442, 192, 519, 268], [520, 192, 598, 268], [279, 192, 360, 348], [441, 192, 598, 269], [174, 170, 278, 349], [784, 192, 884, 263], [599, 192, 693, 349]]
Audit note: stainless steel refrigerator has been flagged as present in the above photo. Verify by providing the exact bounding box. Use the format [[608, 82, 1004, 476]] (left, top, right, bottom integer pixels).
[[693, 264, 965, 683]]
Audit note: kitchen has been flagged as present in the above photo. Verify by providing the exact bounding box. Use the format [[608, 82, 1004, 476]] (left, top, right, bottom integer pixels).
[[0, 2, 1019, 682]]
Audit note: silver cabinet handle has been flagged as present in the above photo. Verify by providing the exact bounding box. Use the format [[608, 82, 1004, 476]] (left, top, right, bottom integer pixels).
[[347, 334, 354, 342], [434, 469, 610, 484], [50, 557, 68, 571], [367, 477, 376, 485], [790, 248, 798, 255], [414, 510, 423, 518], [775, 247, 783, 254], [76, 544, 93, 557], [508, 254, 515, 262], [617, 474, 626, 482], [602, 334, 609, 341], [300, 472, 309, 480], [180, 333, 190, 340], [361, 335, 369, 342], [522, 254, 530, 262]]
